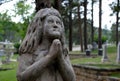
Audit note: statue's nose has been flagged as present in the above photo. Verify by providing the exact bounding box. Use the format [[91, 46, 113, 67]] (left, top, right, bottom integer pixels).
[[53, 22, 58, 28], [53, 25, 58, 28]]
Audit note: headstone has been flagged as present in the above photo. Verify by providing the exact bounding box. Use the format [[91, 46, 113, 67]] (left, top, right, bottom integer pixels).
[[0, 49, 4, 56], [0, 50, 4, 65], [0, 59, 2, 66], [4, 42, 15, 63], [101, 43, 109, 62], [92, 42, 97, 50], [0, 41, 15, 63], [5, 49, 14, 62], [116, 42, 120, 64]]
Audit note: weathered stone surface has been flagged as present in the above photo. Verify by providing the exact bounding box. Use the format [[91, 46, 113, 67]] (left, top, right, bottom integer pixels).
[[117, 42, 120, 64], [17, 8, 76, 81], [101, 43, 109, 63], [73, 64, 120, 81]]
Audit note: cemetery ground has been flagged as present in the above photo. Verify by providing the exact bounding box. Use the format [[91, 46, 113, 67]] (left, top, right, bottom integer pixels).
[[0, 45, 120, 81]]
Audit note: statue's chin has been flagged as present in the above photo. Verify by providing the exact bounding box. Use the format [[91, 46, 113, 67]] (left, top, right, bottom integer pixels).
[[48, 32, 61, 40]]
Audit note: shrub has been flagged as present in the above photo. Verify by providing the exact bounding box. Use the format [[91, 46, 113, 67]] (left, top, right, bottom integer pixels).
[[94, 35, 107, 44], [14, 42, 20, 54]]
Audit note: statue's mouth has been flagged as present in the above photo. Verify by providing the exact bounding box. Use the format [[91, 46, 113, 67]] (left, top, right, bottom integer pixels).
[[53, 29, 59, 31]]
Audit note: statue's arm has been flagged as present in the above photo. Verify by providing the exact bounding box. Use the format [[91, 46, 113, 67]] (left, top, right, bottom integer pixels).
[[17, 53, 56, 81], [17, 40, 60, 81], [57, 52, 76, 81]]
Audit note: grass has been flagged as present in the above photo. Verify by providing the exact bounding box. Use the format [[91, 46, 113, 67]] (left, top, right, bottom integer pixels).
[[70, 45, 118, 65], [0, 54, 18, 81], [110, 73, 120, 78], [0, 69, 17, 81], [80, 64, 120, 69], [71, 53, 117, 65]]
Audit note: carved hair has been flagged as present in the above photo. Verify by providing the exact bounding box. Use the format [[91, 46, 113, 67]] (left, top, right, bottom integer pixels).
[[19, 8, 66, 54]]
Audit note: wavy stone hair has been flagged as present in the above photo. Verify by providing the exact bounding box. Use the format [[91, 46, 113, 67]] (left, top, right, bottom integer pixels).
[[19, 8, 67, 54]]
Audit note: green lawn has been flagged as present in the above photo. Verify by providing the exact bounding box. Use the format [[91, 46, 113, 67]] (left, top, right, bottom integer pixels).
[[0, 69, 17, 81], [71, 45, 118, 65], [0, 55, 18, 81]]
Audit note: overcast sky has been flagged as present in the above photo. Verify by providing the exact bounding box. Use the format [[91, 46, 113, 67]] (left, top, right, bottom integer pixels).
[[87, 0, 117, 30], [0, 0, 35, 22], [0, 0, 118, 30]]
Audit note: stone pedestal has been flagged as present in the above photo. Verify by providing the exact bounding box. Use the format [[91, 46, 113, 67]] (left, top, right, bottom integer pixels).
[[116, 42, 120, 64], [98, 48, 103, 56], [0, 50, 4, 65], [86, 49, 91, 56], [0, 59, 2, 66], [4, 49, 15, 63], [101, 44, 109, 63]]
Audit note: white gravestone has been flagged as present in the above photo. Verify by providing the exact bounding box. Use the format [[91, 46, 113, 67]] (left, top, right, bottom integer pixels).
[[101, 43, 109, 62], [116, 42, 120, 64]]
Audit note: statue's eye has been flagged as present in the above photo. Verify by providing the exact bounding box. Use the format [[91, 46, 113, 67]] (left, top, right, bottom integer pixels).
[[56, 21, 61, 25], [48, 19, 54, 24]]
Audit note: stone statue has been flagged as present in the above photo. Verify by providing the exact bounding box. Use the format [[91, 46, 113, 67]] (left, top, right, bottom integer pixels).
[[17, 8, 76, 81]]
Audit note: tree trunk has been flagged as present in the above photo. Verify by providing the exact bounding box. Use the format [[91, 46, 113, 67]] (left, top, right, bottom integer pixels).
[[69, 0, 73, 51], [35, 0, 51, 12], [78, 4, 83, 52], [84, 0, 88, 51], [91, 0, 94, 49], [98, 0, 102, 55], [53, 0, 61, 12], [116, 0, 119, 46]]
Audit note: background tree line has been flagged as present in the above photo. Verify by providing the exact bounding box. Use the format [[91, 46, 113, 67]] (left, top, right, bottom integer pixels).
[[0, 0, 119, 53]]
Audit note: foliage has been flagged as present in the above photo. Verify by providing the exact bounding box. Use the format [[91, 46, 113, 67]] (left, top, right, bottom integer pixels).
[[0, 0, 118, 47], [110, 24, 116, 42], [14, 42, 20, 49], [13, 0, 32, 22], [0, 0, 35, 42], [0, 11, 10, 39], [94, 35, 108, 44], [13, 0, 34, 39], [0, 0, 34, 42], [109, 1, 120, 13], [0, 12, 19, 42], [14, 42, 20, 54]]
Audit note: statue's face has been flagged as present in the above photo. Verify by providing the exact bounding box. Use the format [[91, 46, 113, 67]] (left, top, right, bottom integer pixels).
[[43, 15, 63, 39]]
